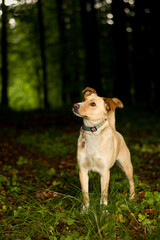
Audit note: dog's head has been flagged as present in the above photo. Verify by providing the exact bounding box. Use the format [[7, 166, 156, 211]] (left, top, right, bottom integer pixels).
[[73, 87, 123, 125]]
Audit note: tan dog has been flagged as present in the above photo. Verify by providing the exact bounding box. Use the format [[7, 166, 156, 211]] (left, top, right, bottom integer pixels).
[[73, 87, 135, 211]]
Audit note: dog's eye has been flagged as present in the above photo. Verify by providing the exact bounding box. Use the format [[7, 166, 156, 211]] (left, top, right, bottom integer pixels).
[[90, 102, 96, 107]]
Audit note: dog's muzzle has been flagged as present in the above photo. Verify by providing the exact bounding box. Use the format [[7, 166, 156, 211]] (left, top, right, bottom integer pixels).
[[73, 103, 80, 111], [73, 103, 80, 114], [73, 103, 88, 118]]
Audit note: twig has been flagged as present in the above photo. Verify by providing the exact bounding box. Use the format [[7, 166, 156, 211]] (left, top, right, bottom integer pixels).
[[124, 198, 141, 226], [41, 188, 81, 202], [92, 207, 102, 239]]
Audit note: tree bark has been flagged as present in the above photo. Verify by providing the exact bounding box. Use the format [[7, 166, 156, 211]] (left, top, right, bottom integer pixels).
[[69, 0, 81, 102], [112, 0, 131, 104], [1, 0, 8, 107], [132, 0, 152, 106], [80, 0, 102, 95], [37, 0, 49, 108], [150, 1, 160, 108], [56, 0, 70, 104]]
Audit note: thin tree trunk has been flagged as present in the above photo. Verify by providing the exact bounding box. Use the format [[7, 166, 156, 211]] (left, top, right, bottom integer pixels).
[[69, 0, 80, 102], [112, 0, 131, 104], [150, 1, 160, 108], [1, 0, 8, 107], [56, 0, 69, 103], [132, 0, 152, 106], [37, 0, 49, 108], [80, 0, 102, 95]]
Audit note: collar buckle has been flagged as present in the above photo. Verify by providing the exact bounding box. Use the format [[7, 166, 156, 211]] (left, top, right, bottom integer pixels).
[[90, 127, 97, 132]]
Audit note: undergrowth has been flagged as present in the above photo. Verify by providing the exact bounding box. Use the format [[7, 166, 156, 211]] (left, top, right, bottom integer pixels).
[[0, 110, 160, 239], [1, 166, 160, 240]]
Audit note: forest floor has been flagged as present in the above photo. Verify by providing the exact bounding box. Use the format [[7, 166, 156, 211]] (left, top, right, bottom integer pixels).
[[0, 108, 160, 240]]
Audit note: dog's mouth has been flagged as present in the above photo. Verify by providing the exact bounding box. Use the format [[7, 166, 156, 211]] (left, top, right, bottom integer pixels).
[[72, 108, 87, 118], [72, 108, 82, 117]]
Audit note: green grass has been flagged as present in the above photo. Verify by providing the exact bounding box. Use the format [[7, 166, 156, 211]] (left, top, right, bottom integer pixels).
[[1, 163, 160, 240], [0, 110, 160, 239], [17, 130, 77, 157]]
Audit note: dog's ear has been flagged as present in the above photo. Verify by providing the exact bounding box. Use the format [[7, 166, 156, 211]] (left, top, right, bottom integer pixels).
[[112, 98, 124, 108], [82, 87, 97, 98], [103, 98, 116, 111], [103, 97, 123, 111], [103, 98, 112, 111]]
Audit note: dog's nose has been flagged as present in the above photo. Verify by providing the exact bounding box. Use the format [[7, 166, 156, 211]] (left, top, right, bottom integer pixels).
[[73, 103, 80, 110]]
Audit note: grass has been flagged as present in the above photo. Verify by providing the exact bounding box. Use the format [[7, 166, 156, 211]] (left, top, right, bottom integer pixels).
[[0, 109, 160, 239], [17, 130, 77, 157], [1, 168, 160, 240]]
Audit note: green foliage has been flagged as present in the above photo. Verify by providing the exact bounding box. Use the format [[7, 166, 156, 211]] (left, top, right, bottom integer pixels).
[[17, 156, 29, 166], [1, 169, 160, 240], [0, 171, 21, 197], [0, 111, 160, 239], [17, 130, 77, 157]]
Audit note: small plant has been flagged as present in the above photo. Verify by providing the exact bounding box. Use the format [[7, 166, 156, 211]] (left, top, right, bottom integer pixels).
[[138, 213, 157, 233], [0, 174, 10, 187], [17, 156, 29, 166]]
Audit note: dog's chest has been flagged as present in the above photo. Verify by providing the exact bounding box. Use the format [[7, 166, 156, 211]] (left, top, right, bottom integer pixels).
[[86, 135, 99, 156], [81, 134, 106, 172]]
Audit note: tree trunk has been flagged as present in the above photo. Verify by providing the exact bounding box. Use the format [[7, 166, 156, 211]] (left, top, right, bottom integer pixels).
[[150, 1, 160, 108], [132, 0, 152, 107], [56, 0, 69, 104], [69, 0, 81, 103], [112, 0, 131, 104], [1, 0, 8, 107], [37, 0, 49, 108], [80, 0, 102, 95]]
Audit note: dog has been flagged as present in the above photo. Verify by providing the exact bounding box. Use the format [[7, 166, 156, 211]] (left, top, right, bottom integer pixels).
[[73, 87, 135, 211]]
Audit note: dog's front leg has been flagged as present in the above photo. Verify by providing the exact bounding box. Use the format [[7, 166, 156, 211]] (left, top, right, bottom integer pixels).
[[79, 170, 89, 211], [100, 170, 110, 206]]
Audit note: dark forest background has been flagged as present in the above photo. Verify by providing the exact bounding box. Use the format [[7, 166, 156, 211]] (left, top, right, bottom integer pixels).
[[0, 0, 160, 110], [1, 2, 160, 238]]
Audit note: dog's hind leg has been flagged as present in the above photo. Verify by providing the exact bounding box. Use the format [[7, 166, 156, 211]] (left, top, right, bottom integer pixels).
[[117, 150, 135, 199]]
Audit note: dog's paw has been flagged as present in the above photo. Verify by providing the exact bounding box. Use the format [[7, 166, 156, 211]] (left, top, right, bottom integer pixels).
[[100, 199, 108, 206], [100, 204, 109, 215], [129, 193, 135, 200], [102, 209, 109, 215], [80, 204, 89, 214], [100, 199, 109, 215]]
